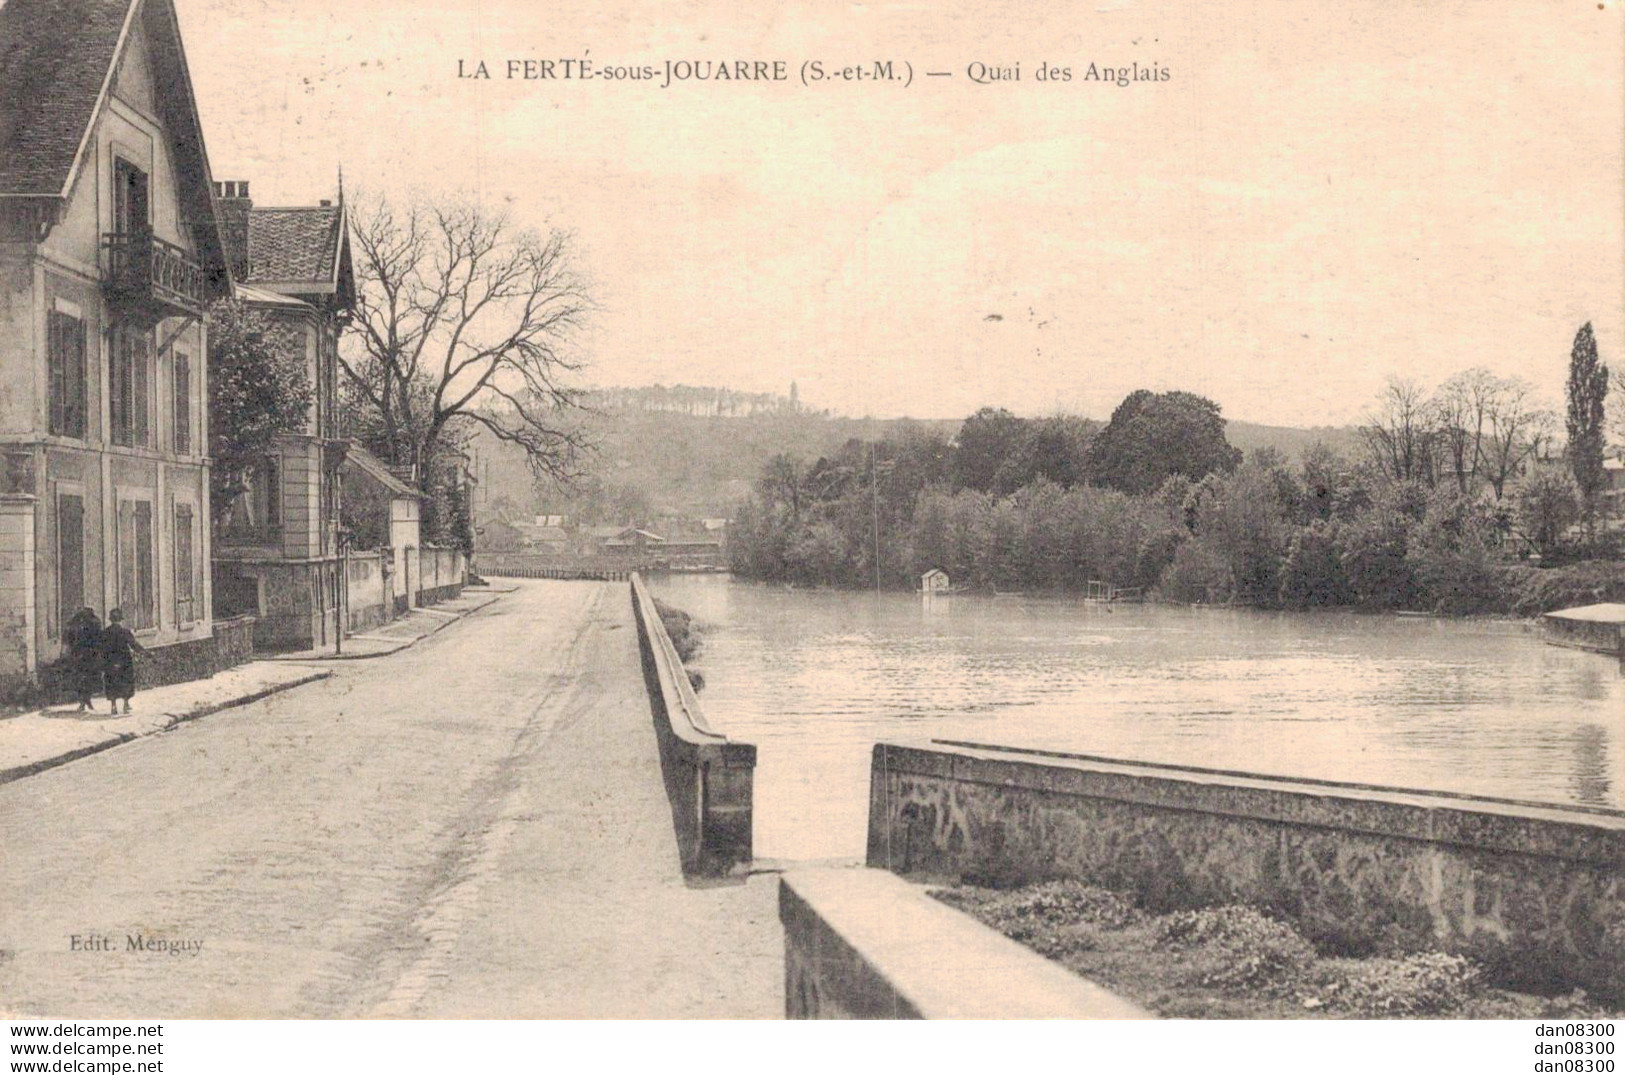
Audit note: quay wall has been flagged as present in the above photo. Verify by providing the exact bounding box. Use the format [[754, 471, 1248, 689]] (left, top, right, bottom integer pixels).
[[867, 739, 1625, 1000], [629, 572, 754, 875]]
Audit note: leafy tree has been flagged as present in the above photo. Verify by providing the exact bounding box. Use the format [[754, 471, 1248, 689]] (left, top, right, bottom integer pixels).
[[1298, 440, 1345, 522], [1515, 463, 1581, 558], [952, 407, 1031, 492], [1565, 322, 1610, 520], [207, 300, 314, 525], [1187, 462, 1293, 605], [1338, 496, 1420, 609], [1405, 487, 1503, 613], [1157, 538, 1232, 604], [1088, 390, 1241, 494], [1279, 521, 1350, 608]]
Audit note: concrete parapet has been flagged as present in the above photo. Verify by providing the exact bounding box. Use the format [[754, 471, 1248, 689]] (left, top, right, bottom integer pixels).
[[867, 739, 1625, 1001], [778, 867, 1150, 1019], [629, 572, 755, 876]]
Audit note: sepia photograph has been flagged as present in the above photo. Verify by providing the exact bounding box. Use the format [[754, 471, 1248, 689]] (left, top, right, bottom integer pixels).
[[0, 0, 1623, 1064]]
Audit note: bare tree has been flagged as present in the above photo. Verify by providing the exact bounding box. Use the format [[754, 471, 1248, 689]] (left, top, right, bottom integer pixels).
[[1360, 376, 1441, 487], [1611, 367, 1625, 450], [1434, 368, 1496, 493], [1477, 375, 1555, 500], [344, 191, 591, 487]]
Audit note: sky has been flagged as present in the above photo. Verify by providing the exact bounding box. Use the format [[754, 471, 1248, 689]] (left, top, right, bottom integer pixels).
[[174, 0, 1625, 427]]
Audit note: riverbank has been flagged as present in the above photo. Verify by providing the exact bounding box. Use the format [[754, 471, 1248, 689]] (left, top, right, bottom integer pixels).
[[935, 880, 1620, 1019], [730, 557, 1625, 618]]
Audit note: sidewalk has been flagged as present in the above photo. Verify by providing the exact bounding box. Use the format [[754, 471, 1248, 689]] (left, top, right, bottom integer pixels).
[[0, 587, 512, 786], [266, 587, 508, 661], [0, 661, 332, 785]]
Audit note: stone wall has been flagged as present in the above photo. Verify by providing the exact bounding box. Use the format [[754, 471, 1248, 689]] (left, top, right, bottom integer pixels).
[[212, 615, 256, 670], [867, 739, 1625, 1001], [345, 551, 389, 631], [417, 545, 465, 606], [779, 867, 1149, 1019], [629, 572, 755, 876]]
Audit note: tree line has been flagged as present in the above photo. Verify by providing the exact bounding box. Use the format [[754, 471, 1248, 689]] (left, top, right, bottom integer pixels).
[[729, 326, 1621, 614]]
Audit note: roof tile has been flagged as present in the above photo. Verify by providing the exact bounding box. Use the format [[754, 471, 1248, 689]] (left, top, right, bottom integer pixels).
[[0, 0, 134, 195], [246, 206, 342, 284]]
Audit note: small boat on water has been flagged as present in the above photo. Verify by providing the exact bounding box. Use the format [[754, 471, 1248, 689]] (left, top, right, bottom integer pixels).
[[1539, 603, 1625, 657]]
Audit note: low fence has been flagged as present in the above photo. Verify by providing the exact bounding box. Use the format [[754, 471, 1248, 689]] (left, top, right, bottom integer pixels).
[[628, 572, 755, 876], [478, 552, 632, 581], [867, 739, 1625, 1001]]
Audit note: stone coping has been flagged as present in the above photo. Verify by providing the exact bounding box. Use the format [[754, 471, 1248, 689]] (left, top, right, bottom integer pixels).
[[875, 740, 1625, 865], [629, 571, 742, 754], [780, 866, 1151, 1020]]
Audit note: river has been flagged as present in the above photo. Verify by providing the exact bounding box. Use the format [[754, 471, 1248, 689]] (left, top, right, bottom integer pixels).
[[648, 574, 1625, 862]]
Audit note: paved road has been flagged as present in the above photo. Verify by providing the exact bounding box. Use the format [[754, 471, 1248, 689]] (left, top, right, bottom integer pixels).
[[0, 580, 782, 1018]]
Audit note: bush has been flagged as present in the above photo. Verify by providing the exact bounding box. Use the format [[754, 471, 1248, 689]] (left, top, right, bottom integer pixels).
[[934, 880, 1139, 958], [1499, 560, 1625, 616], [1339, 510, 1420, 609], [1153, 906, 1317, 990], [1157, 539, 1233, 604], [653, 597, 701, 663], [1321, 952, 1480, 1016], [1279, 521, 1350, 608]]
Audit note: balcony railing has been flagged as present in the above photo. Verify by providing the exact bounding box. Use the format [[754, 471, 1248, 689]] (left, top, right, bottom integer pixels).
[[103, 231, 205, 321]]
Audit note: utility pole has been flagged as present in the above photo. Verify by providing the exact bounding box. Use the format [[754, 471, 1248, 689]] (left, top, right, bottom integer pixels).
[[871, 441, 882, 593]]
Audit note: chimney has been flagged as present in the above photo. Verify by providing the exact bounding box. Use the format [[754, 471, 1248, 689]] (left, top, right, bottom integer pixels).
[[213, 180, 252, 282]]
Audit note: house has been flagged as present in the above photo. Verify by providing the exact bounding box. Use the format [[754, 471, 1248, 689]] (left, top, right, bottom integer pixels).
[[475, 517, 527, 553], [1603, 458, 1625, 519], [603, 528, 665, 557], [921, 568, 952, 593], [340, 443, 420, 613], [652, 518, 725, 568], [0, 0, 235, 687], [210, 180, 355, 650]]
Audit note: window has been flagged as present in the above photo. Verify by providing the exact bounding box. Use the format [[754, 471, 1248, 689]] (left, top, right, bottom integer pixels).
[[56, 491, 85, 636], [111, 327, 150, 447], [117, 498, 155, 630], [172, 353, 191, 455], [48, 309, 87, 438], [174, 503, 195, 623], [262, 455, 281, 530], [113, 158, 149, 236]]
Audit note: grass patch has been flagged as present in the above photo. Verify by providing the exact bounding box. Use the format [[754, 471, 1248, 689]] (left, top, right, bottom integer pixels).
[[652, 597, 705, 692], [932, 881, 1624, 1020]]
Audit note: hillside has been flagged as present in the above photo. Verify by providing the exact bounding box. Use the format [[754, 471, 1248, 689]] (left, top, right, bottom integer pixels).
[[466, 387, 1359, 524]]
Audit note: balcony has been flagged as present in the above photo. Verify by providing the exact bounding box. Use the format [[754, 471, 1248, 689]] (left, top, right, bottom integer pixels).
[[102, 231, 205, 322]]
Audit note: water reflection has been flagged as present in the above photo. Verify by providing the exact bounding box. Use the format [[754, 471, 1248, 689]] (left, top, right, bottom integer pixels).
[[651, 575, 1625, 861]]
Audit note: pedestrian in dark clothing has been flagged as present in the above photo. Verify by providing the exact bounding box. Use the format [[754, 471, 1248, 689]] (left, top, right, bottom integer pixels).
[[63, 606, 104, 713], [101, 608, 146, 714]]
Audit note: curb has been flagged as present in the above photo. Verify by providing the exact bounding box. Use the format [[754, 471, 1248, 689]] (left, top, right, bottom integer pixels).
[[267, 592, 504, 663], [0, 669, 333, 787]]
